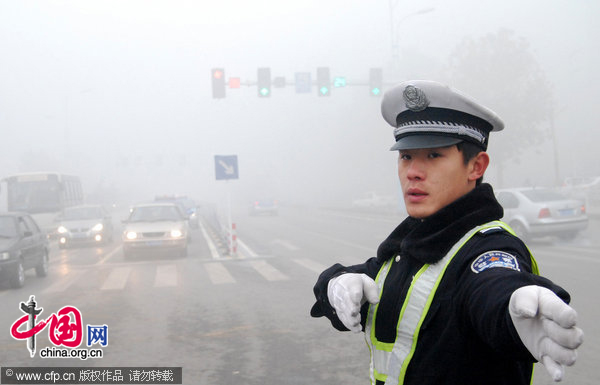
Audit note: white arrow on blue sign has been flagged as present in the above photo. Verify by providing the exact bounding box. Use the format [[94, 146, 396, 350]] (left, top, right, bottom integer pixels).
[[214, 155, 239, 180]]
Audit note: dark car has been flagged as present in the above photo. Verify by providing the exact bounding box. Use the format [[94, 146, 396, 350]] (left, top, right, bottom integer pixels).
[[249, 199, 279, 216], [0, 212, 49, 288], [55, 205, 114, 248]]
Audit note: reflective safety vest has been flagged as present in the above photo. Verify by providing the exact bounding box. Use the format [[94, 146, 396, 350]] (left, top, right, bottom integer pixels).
[[364, 220, 539, 385]]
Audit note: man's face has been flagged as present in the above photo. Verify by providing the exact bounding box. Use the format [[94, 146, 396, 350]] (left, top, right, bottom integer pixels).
[[398, 145, 477, 219]]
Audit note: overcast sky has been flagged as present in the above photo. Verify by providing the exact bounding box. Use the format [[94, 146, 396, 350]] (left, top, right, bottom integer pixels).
[[1, 0, 598, 207]]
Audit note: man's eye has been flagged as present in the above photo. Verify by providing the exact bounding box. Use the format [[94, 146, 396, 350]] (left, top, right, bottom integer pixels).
[[399, 154, 411, 160], [428, 152, 441, 158]]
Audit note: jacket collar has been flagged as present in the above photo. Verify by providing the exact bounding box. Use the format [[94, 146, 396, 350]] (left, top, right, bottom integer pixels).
[[376, 183, 503, 264]]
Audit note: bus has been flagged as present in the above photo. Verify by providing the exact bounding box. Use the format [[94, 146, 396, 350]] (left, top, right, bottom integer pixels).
[[0, 172, 84, 237]]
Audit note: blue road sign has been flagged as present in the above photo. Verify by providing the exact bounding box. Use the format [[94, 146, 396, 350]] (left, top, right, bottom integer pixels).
[[215, 155, 239, 180]]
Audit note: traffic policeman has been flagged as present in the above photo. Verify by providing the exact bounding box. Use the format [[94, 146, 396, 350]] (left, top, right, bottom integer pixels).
[[310, 80, 583, 384]]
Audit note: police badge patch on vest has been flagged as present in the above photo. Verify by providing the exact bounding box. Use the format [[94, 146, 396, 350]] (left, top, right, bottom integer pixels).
[[471, 251, 520, 273]]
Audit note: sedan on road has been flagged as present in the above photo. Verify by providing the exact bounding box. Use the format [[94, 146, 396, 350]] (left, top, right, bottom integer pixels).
[[56, 204, 114, 248], [248, 199, 279, 216], [496, 188, 588, 241], [0, 212, 49, 288], [122, 203, 189, 259]]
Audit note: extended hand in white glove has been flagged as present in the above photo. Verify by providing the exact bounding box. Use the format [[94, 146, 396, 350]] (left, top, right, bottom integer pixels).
[[509, 285, 584, 382], [327, 273, 379, 333]]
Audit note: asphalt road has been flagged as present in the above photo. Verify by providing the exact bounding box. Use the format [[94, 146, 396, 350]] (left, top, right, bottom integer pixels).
[[0, 206, 597, 385]]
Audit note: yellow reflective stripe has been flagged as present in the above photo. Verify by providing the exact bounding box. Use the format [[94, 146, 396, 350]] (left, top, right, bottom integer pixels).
[[374, 368, 387, 383], [366, 220, 539, 385], [492, 221, 540, 275], [369, 259, 394, 351], [365, 258, 394, 384], [388, 223, 488, 385]]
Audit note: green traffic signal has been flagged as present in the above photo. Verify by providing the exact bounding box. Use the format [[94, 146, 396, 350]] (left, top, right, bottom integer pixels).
[[257, 67, 271, 98], [333, 77, 346, 87], [317, 67, 330, 97], [369, 68, 383, 97]]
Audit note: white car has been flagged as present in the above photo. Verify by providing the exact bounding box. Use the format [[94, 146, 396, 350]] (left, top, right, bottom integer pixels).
[[122, 203, 189, 259], [495, 188, 588, 241], [351, 191, 396, 209]]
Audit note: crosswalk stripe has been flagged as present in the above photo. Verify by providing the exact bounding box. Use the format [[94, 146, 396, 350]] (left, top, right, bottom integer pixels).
[[272, 239, 299, 251], [39, 256, 332, 292], [100, 267, 132, 290], [237, 239, 256, 258], [205, 262, 236, 284], [154, 265, 178, 287], [248, 260, 289, 281], [43, 270, 84, 294], [292, 258, 327, 274]]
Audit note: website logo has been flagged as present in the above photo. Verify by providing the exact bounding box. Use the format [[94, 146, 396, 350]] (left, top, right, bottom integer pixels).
[[10, 296, 108, 360]]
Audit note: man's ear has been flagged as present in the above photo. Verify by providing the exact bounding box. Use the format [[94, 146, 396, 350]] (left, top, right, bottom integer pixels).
[[468, 151, 490, 182]]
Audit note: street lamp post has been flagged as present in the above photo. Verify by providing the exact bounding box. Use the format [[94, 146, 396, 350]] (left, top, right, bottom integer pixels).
[[388, 3, 435, 77]]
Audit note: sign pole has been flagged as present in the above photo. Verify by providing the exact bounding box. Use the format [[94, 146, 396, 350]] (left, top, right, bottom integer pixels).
[[214, 154, 239, 258], [227, 180, 235, 257]]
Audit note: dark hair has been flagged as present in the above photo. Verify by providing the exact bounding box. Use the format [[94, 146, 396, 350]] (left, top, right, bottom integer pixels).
[[456, 141, 485, 185]]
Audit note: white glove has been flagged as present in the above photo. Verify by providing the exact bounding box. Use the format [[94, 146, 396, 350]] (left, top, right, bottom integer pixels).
[[327, 273, 379, 333], [509, 285, 584, 382]]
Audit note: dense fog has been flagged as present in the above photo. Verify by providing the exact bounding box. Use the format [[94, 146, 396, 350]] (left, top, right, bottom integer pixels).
[[1, 0, 598, 210]]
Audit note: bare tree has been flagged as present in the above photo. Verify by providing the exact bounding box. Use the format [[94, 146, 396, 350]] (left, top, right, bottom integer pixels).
[[445, 29, 554, 186]]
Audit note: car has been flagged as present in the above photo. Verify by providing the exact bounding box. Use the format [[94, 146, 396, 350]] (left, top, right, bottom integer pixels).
[[55, 204, 114, 248], [248, 199, 279, 216], [0, 212, 49, 288], [561, 176, 600, 207], [154, 195, 199, 229], [351, 191, 397, 209], [495, 188, 588, 241], [122, 203, 189, 259]]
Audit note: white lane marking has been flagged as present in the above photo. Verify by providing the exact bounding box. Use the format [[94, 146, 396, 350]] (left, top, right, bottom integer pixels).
[[199, 221, 221, 260], [100, 267, 132, 290], [96, 244, 123, 265], [205, 262, 236, 284], [154, 264, 177, 287], [271, 239, 299, 251], [249, 260, 289, 281], [292, 258, 327, 274], [42, 270, 85, 294], [237, 239, 256, 258]]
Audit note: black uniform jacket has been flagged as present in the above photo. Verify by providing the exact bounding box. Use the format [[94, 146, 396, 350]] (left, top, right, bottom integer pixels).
[[311, 184, 570, 385]]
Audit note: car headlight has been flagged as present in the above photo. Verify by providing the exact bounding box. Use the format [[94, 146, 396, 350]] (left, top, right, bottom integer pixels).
[[170, 229, 183, 238], [92, 223, 104, 231], [57, 226, 68, 234], [0, 251, 10, 261], [125, 231, 138, 240]]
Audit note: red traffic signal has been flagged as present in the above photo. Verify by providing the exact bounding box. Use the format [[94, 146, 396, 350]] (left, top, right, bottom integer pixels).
[[211, 68, 226, 98]]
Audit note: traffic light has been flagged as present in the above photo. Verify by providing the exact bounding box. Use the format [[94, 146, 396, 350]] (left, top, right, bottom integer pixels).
[[211, 68, 226, 99], [369, 68, 383, 96], [333, 77, 347, 88], [317, 67, 330, 96], [257, 67, 271, 97]]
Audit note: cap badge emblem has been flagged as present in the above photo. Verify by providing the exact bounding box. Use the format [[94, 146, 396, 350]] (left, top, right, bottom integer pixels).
[[403, 85, 429, 112]]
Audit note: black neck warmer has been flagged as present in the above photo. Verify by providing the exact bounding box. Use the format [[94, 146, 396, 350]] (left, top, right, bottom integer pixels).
[[376, 183, 504, 264]]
